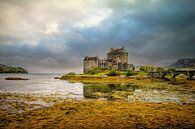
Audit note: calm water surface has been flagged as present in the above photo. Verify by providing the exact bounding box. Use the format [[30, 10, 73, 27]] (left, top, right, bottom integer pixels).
[[0, 73, 83, 99], [0, 73, 194, 103]]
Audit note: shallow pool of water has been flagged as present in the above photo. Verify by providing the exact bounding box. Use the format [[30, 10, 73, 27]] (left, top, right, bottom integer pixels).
[[83, 83, 195, 103], [0, 74, 194, 103]]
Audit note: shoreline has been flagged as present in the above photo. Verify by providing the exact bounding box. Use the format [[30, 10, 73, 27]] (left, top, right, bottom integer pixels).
[[60, 75, 195, 90], [0, 92, 194, 129], [60, 75, 155, 83], [0, 75, 195, 128]]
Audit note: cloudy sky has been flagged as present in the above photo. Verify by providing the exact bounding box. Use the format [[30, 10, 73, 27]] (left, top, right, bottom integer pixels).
[[0, 0, 195, 73]]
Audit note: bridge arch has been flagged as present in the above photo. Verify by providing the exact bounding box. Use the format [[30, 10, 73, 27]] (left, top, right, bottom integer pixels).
[[150, 70, 195, 80]]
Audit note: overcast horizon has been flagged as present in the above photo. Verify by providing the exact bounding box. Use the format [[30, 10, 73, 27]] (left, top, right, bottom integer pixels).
[[0, 0, 195, 73]]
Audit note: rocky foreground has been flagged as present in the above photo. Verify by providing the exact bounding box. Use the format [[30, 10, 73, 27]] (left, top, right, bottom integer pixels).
[[0, 93, 195, 129], [1, 77, 195, 129]]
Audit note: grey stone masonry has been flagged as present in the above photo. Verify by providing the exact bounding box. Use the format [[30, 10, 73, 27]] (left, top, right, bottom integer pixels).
[[83, 47, 134, 73]]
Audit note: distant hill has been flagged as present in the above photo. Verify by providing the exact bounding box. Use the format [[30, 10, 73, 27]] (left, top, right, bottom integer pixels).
[[0, 64, 28, 73], [169, 58, 195, 68]]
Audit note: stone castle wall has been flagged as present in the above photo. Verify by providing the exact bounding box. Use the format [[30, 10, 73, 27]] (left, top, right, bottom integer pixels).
[[83, 57, 99, 74], [83, 47, 134, 73]]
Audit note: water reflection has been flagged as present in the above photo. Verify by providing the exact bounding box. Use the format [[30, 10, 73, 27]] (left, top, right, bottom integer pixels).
[[84, 83, 138, 100], [0, 74, 194, 103], [0, 74, 83, 99], [83, 83, 195, 103]]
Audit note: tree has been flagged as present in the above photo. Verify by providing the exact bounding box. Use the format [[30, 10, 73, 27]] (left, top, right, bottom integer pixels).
[[156, 67, 166, 73], [67, 72, 76, 76], [139, 65, 156, 73], [167, 68, 176, 72]]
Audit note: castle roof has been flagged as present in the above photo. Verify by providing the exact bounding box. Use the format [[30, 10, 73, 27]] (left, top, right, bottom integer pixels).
[[84, 56, 99, 61], [109, 47, 126, 53]]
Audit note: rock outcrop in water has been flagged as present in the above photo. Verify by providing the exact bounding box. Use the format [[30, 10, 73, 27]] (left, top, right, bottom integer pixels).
[[0, 64, 28, 73], [5, 77, 29, 80]]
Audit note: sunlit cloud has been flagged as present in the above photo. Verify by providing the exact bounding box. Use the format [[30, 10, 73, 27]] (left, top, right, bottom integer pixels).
[[73, 9, 112, 28]]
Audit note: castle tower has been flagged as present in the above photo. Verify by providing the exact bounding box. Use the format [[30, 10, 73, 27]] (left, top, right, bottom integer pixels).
[[107, 47, 128, 70], [83, 56, 99, 74]]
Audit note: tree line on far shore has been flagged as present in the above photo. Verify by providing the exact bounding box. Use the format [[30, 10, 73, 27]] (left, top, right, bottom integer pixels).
[[0, 64, 28, 73]]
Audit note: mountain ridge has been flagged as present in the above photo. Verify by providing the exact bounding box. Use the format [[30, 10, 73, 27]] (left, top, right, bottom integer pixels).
[[169, 58, 195, 68]]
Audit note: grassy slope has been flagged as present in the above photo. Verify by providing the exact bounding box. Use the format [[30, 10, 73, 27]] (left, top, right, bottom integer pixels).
[[60, 76, 195, 91]]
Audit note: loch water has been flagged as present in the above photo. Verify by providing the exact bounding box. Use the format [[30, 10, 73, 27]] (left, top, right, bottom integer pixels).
[[0, 73, 194, 103]]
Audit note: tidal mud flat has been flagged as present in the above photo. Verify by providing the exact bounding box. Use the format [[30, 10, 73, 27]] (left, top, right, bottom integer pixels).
[[0, 75, 195, 128], [0, 93, 195, 129]]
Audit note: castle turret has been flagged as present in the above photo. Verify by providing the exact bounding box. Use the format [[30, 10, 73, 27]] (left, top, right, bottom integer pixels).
[[107, 47, 128, 66], [83, 56, 99, 73]]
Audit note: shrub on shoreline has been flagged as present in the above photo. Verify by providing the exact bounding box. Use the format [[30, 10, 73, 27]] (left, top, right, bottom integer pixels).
[[107, 70, 120, 76], [67, 72, 76, 76], [126, 70, 137, 76]]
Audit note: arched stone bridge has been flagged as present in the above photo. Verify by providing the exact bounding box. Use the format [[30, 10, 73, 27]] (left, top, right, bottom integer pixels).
[[150, 70, 195, 80]]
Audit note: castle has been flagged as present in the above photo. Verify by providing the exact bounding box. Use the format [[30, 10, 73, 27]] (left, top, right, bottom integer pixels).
[[83, 47, 134, 73]]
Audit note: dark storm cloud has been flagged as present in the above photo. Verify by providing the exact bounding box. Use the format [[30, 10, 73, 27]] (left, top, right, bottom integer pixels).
[[0, 0, 195, 73], [94, 0, 195, 64]]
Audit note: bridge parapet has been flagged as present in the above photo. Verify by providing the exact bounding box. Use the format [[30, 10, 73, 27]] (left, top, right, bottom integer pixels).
[[150, 70, 195, 80]]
